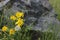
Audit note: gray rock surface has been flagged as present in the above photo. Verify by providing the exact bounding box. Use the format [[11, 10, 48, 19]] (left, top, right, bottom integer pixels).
[[0, 0, 10, 10], [3, 0, 60, 32]]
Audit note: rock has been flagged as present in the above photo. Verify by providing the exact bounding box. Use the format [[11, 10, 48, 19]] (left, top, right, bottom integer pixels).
[[4, 0, 60, 32], [0, 0, 10, 10]]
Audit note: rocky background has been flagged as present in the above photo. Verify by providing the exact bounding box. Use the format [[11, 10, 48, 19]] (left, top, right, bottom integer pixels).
[[0, 0, 60, 40]]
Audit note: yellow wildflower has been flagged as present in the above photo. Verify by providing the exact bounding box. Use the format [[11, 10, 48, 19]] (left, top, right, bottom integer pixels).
[[15, 18, 24, 27], [17, 18, 24, 21], [10, 15, 16, 20], [9, 29, 15, 35], [15, 12, 24, 18], [2, 26, 8, 32]]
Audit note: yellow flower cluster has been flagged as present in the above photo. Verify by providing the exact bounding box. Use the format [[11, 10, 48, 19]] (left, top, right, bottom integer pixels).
[[10, 11, 24, 21], [2, 26, 15, 35], [10, 11, 24, 27], [2, 11, 24, 35]]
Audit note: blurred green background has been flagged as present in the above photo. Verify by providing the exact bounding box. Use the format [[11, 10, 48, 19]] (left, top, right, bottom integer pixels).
[[49, 0, 60, 21]]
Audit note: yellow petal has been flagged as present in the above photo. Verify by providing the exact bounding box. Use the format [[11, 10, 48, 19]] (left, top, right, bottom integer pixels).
[[2, 26, 8, 32], [15, 12, 24, 18], [9, 29, 15, 35], [10, 15, 16, 20]]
